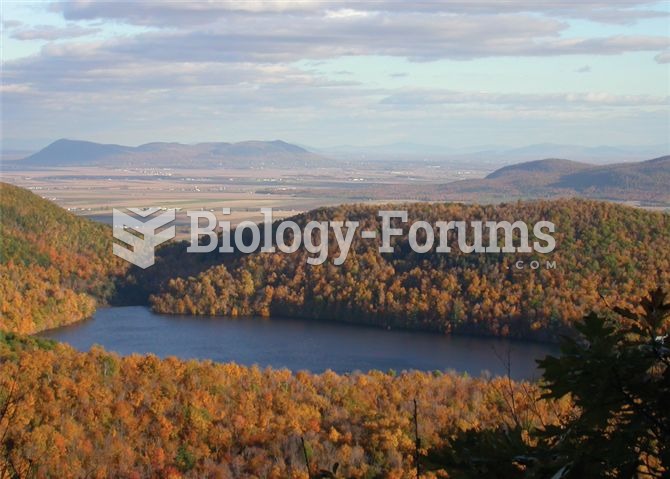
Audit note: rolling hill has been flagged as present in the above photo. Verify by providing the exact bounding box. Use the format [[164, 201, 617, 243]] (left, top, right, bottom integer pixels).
[[20, 138, 330, 169], [437, 155, 670, 204], [485, 158, 592, 181], [553, 155, 670, 192], [0, 182, 127, 333], [149, 199, 670, 341]]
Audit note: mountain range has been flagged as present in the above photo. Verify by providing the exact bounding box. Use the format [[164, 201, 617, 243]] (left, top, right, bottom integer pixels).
[[10, 139, 669, 204], [19, 138, 328, 168], [14, 139, 668, 169]]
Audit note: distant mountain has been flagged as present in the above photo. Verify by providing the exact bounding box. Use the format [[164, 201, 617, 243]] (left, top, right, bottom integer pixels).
[[495, 143, 664, 164], [438, 155, 670, 204], [553, 155, 670, 193], [20, 139, 329, 168], [22, 139, 133, 166], [485, 158, 592, 181], [314, 142, 667, 164], [19, 139, 666, 168]]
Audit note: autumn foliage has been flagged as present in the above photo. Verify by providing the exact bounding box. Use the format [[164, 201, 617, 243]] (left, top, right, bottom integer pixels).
[[0, 182, 127, 334], [1, 184, 668, 477], [151, 200, 670, 340], [0, 337, 571, 478]]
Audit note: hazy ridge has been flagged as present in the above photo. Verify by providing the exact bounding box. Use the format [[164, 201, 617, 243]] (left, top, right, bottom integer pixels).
[[20, 138, 329, 168]]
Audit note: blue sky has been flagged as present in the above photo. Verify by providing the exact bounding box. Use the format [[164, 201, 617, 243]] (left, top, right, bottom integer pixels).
[[1, 1, 669, 150]]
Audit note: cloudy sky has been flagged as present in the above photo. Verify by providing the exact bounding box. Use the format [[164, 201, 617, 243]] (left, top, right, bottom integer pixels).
[[2, 1, 669, 150]]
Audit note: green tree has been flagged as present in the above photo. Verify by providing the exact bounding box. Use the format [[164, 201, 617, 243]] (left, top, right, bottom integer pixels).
[[425, 287, 670, 478], [537, 287, 669, 477]]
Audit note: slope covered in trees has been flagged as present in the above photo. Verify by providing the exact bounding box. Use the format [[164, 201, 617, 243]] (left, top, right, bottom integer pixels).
[[0, 182, 127, 333], [152, 199, 670, 341], [425, 287, 669, 478], [0, 336, 571, 478], [2, 289, 666, 477]]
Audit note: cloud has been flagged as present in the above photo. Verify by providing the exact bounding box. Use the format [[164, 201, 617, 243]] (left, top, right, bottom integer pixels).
[[379, 89, 669, 108], [2, 6, 665, 127], [95, 14, 569, 63], [2, 1, 665, 83], [52, 0, 667, 25], [4, 3, 664, 94], [575, 65, 592, 73], [655, 50, 670, 63], [7, 13, 666, 70], [2, 20, 23, 29], [11, 24, 101, 41], [2, 1, 667, 147]]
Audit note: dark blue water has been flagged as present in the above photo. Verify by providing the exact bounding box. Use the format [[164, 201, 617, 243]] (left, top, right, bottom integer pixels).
[[39, 307, 556, 380]]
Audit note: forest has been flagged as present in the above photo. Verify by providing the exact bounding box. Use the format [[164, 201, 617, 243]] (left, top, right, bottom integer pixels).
[[150, 200, 670, 341], [0, 328, 572, 478], [1, 288, 667, 478], [3, 182, 668, 343], [1, 184, 668, 476], [0, 182, 127, 334]]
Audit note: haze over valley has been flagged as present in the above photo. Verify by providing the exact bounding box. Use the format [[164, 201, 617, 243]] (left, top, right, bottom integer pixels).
[[2, 138, 668, 239]]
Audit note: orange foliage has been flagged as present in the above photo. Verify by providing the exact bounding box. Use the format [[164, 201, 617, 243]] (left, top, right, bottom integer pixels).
[[152, 200, 670, 340], [0, 342, 571, 478]]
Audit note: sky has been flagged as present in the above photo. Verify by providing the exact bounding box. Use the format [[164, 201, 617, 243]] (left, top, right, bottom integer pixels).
[[1, 1, 669, 150]]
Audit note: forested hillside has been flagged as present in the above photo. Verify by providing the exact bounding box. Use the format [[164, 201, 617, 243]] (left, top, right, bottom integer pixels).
[[0, 336, 571, 478], [0, 182, 127, 333], [1, 184, 667, 477], [2, 289, 667, 477], [2, 182, 668, 341], [152, 199, 670, 340]]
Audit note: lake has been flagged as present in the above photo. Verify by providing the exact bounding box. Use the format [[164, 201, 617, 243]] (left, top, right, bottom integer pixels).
[[40, 306, 557, 380]]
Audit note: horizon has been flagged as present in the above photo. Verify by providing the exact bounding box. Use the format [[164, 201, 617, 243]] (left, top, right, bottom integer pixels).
[[3, 137, 669, 156]]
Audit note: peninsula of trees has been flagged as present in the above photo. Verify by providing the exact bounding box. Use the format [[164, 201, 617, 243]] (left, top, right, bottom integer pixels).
[[151, 200, 670, 341]]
